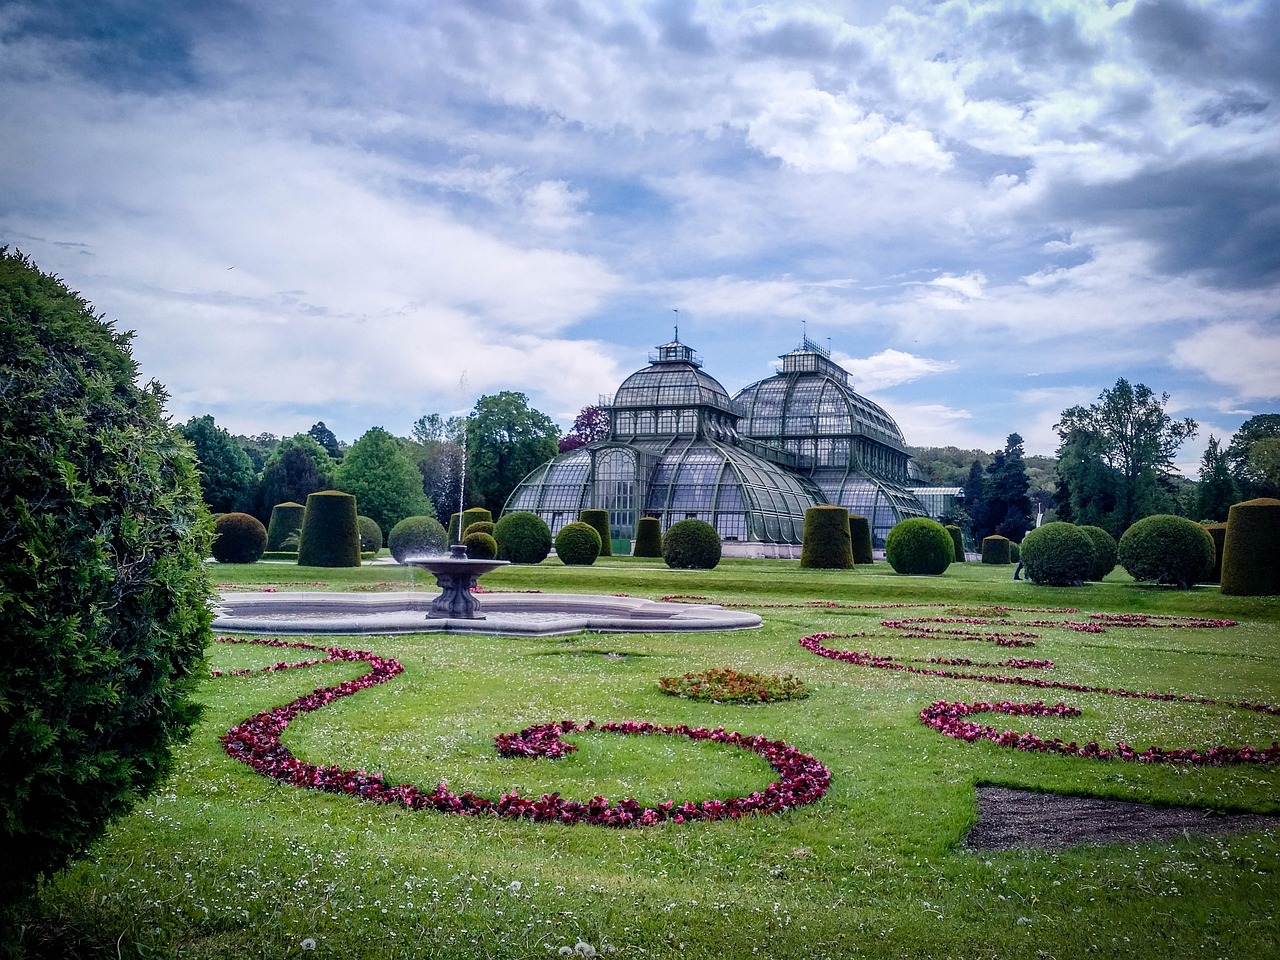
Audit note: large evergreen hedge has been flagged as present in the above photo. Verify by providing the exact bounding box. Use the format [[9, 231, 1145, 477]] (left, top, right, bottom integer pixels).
[[388, 515, 448, 562], [357, 515, 384, 553], [212, 512, 267, 564], [1078, 524, 1118, 582], [265, 501, 305, 551], [1118, 514, 1215, 590], [663, 519, 722, 569], [885, 518, 953, 575], [1220, 498, 1280, 596], [493, 511, 552, 564], [1202, 522, 1228, 584], [800, 506, 854, 569], [849, 513, 874, 564], [555, 521, 602, 565], [462, 530, 499, 560], [981, 535, 1011, 565], [945, 524, 965, 562], [296, 490, 362, 567], [0, 250, 213, 908], [1020, 522, 1093, 586], [634, 516, 663, 558], [458, 507, 493, 542], [579, 509, 612, 557]]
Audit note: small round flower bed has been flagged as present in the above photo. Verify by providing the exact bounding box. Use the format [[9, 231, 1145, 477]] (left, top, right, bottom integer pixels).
[[658, 668, 809, 704]]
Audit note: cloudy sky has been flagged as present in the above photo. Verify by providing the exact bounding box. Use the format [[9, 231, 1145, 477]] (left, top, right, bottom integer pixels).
[[3, 0, 1278, 469]]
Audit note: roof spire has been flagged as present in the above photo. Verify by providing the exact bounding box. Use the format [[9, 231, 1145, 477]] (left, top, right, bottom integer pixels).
[[673, 307, 679, 343]]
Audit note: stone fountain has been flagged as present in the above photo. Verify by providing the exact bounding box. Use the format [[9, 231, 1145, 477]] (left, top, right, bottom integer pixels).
[[405, 543, 509, 620]]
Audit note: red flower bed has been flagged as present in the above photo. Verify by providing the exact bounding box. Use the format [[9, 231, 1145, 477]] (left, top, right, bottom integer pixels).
[[214, 638, 829, 826]]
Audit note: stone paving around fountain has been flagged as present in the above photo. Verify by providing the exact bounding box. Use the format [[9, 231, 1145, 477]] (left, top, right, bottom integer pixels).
[[212, 590, 762, 636]]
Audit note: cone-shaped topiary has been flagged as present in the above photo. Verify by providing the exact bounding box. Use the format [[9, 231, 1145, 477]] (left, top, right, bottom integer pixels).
[[663, 518, 721, 569], [1020, 522, 1093, 586], [212, 512, 267, 563], [1220, 498, 1280, 596], [945, 524, 965, 562], [458, 507, 492, 542], [555, 521, 602, 565], [448, 512, 462, 542], [1010, 541, 1021, 564], [388, 515, 448, 562], [1118, 514, 1215, 590], [579, 509, 612, 557], [357, 515, 383, 554], [462, 530, 498, 559], [1203, 522, 1228, 584], [297, 490, 362, 567], [849, 514, 874, 564], [493, 511, 552, 564], [462, 520, 495, 539], [981, 535, 1011, 565], [1078, 525, 1118, 582], [885, 518, 953, 575], [801, 505, 854, 569], [634, 516, 663, 558], [265, 501, 305, 551]]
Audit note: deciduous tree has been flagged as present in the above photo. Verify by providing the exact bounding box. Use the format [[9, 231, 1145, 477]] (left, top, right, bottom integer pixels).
[[466, 392, 560, 513], [178, 414, 257, 513], [333, 427, 432, 536], [1194, 435, 1239, 522]]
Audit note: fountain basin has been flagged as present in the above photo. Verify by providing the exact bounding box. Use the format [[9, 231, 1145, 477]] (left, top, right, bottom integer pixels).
[[404, 549, 510, 619], [212, 591, 761, 636]]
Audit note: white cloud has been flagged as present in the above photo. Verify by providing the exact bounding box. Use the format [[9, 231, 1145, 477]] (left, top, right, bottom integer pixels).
[[836, 349, 955, 391], [1172, 322, 1280, 404]]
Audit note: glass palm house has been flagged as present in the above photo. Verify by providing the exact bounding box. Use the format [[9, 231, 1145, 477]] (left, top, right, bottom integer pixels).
[[504, 336, 929, 553]]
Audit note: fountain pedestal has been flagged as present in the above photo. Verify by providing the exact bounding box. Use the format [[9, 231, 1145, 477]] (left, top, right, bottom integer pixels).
[[407, 544, 510, 619]]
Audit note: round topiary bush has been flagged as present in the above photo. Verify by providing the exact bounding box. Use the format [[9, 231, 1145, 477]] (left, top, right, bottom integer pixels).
[[387, 515, 449, 562], [297, 490, 362, 567], [885, 518, 953, 575], [945, 524, 965, 562], [1219, 498, 1280, 596], [462, 519, 495, 539], [1078, 524, 1118, 582], [265, 501, 305, 551], [1009, 541, 1021, 564], [981, 535, 1011, 565], [634, 516, 663, 558], [663, 518, 722, 570], [212, 512, 268, 563], [462, 530, 499, 560], [1118, 514, 1215, 590], [555, 521, 602, 565], [579, 508, 612, 557], [357, 515, 383, 554], [493, 511, 553, 564], [1020, 522, 1093, 586], [1203, 522, 1228, 584], [0, 250, 213, 908], [457, 507, 492, 542], [800, 505, 854, 569], [849, 513, 874, 564]]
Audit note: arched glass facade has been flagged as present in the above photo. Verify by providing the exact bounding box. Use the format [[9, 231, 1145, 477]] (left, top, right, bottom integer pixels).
[[505, 337, 931, 549]]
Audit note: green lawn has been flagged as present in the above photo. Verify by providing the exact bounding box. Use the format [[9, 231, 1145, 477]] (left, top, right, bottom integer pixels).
[[17, 558, 1280, 959]]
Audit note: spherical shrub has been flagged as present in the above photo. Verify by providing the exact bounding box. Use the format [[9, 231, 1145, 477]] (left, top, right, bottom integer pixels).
[[555, 522, 602, 565], [663, 518, 722, 570], [1118, 514, 1215, 589], [885, 518, 953, 575], [462, 520, 495, 539], [1077, 525, 1118, 582], [357, 515, 383, 554], [297, 490, 362, 567], [981, 535, 1011, 565], [1203, 522, 1228, 584], [212, 512, 268, 563], [493, 511, 553, 564], [634, 516, 663, 558], [801, 505, 854, 569], [1220, 498, 1280, 596], [0, 250, 212, 907], [1020, 522, 1094, 586], [457, 507, 492, 542], [388, 515, 448, 562], [462, 530, 498, 560], [579, 508, 612, 557], [849, 513, 874, 564], [265, 501, 305, 551], [945, 524, 965, 562], [1009, 541, 1021, 564]]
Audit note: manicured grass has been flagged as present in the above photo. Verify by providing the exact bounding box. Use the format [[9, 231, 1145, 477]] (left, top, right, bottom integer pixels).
[[16, 559, 1280, 959]]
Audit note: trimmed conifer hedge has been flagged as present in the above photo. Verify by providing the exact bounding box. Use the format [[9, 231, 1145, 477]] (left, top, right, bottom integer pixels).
[[493, 511, 552, 564], [885, 518, 953, 575], [1078, 524, 1118, 582], [981, 535, 1011, 565], [556, 521, 602, 565], [297, 490, 362, 567], [462, 520, 495, 539], [462, 530, 498, 560], [945, 524, 965, 562], [212, 512, 267, 564], [1202, 522, 1227, 584], [663, 519, 722, 570], [579, 509, 612, 557], [265, 501, 305, 551], [634, 516, 663, 558], [388, 515, 448, 562], [458, 507, 492, 542], [849, 513, 874, 564], [357, 515, 383, 554], [1020, 522, 1091, 586], [1118, 514, 1215, 590], [1220, 498, 1280, 596], [800, 506, 854, 569]]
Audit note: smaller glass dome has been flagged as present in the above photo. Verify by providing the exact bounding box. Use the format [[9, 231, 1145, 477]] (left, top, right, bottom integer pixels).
[[612, 340, 741, 417]]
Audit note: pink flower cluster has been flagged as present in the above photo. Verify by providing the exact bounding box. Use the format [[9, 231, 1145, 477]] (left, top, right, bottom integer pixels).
[[1087, 613, 1238, 629], [215, 639, 829, 826], [920, 700, 1280, 766]]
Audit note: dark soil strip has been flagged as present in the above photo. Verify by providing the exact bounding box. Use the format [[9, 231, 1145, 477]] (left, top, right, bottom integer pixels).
[[965, 785, 1280, 851]]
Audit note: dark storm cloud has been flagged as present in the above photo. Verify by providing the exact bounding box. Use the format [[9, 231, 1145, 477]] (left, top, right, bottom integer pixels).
[[1127, 0, 1280, 94], [975, 7, 1100, 67], [651, 0, 713, 55], [743, 18, 837, 60]]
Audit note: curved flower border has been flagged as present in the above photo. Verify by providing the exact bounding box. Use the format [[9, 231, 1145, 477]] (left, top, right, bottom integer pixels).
[[213, 638, 829, 825]]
